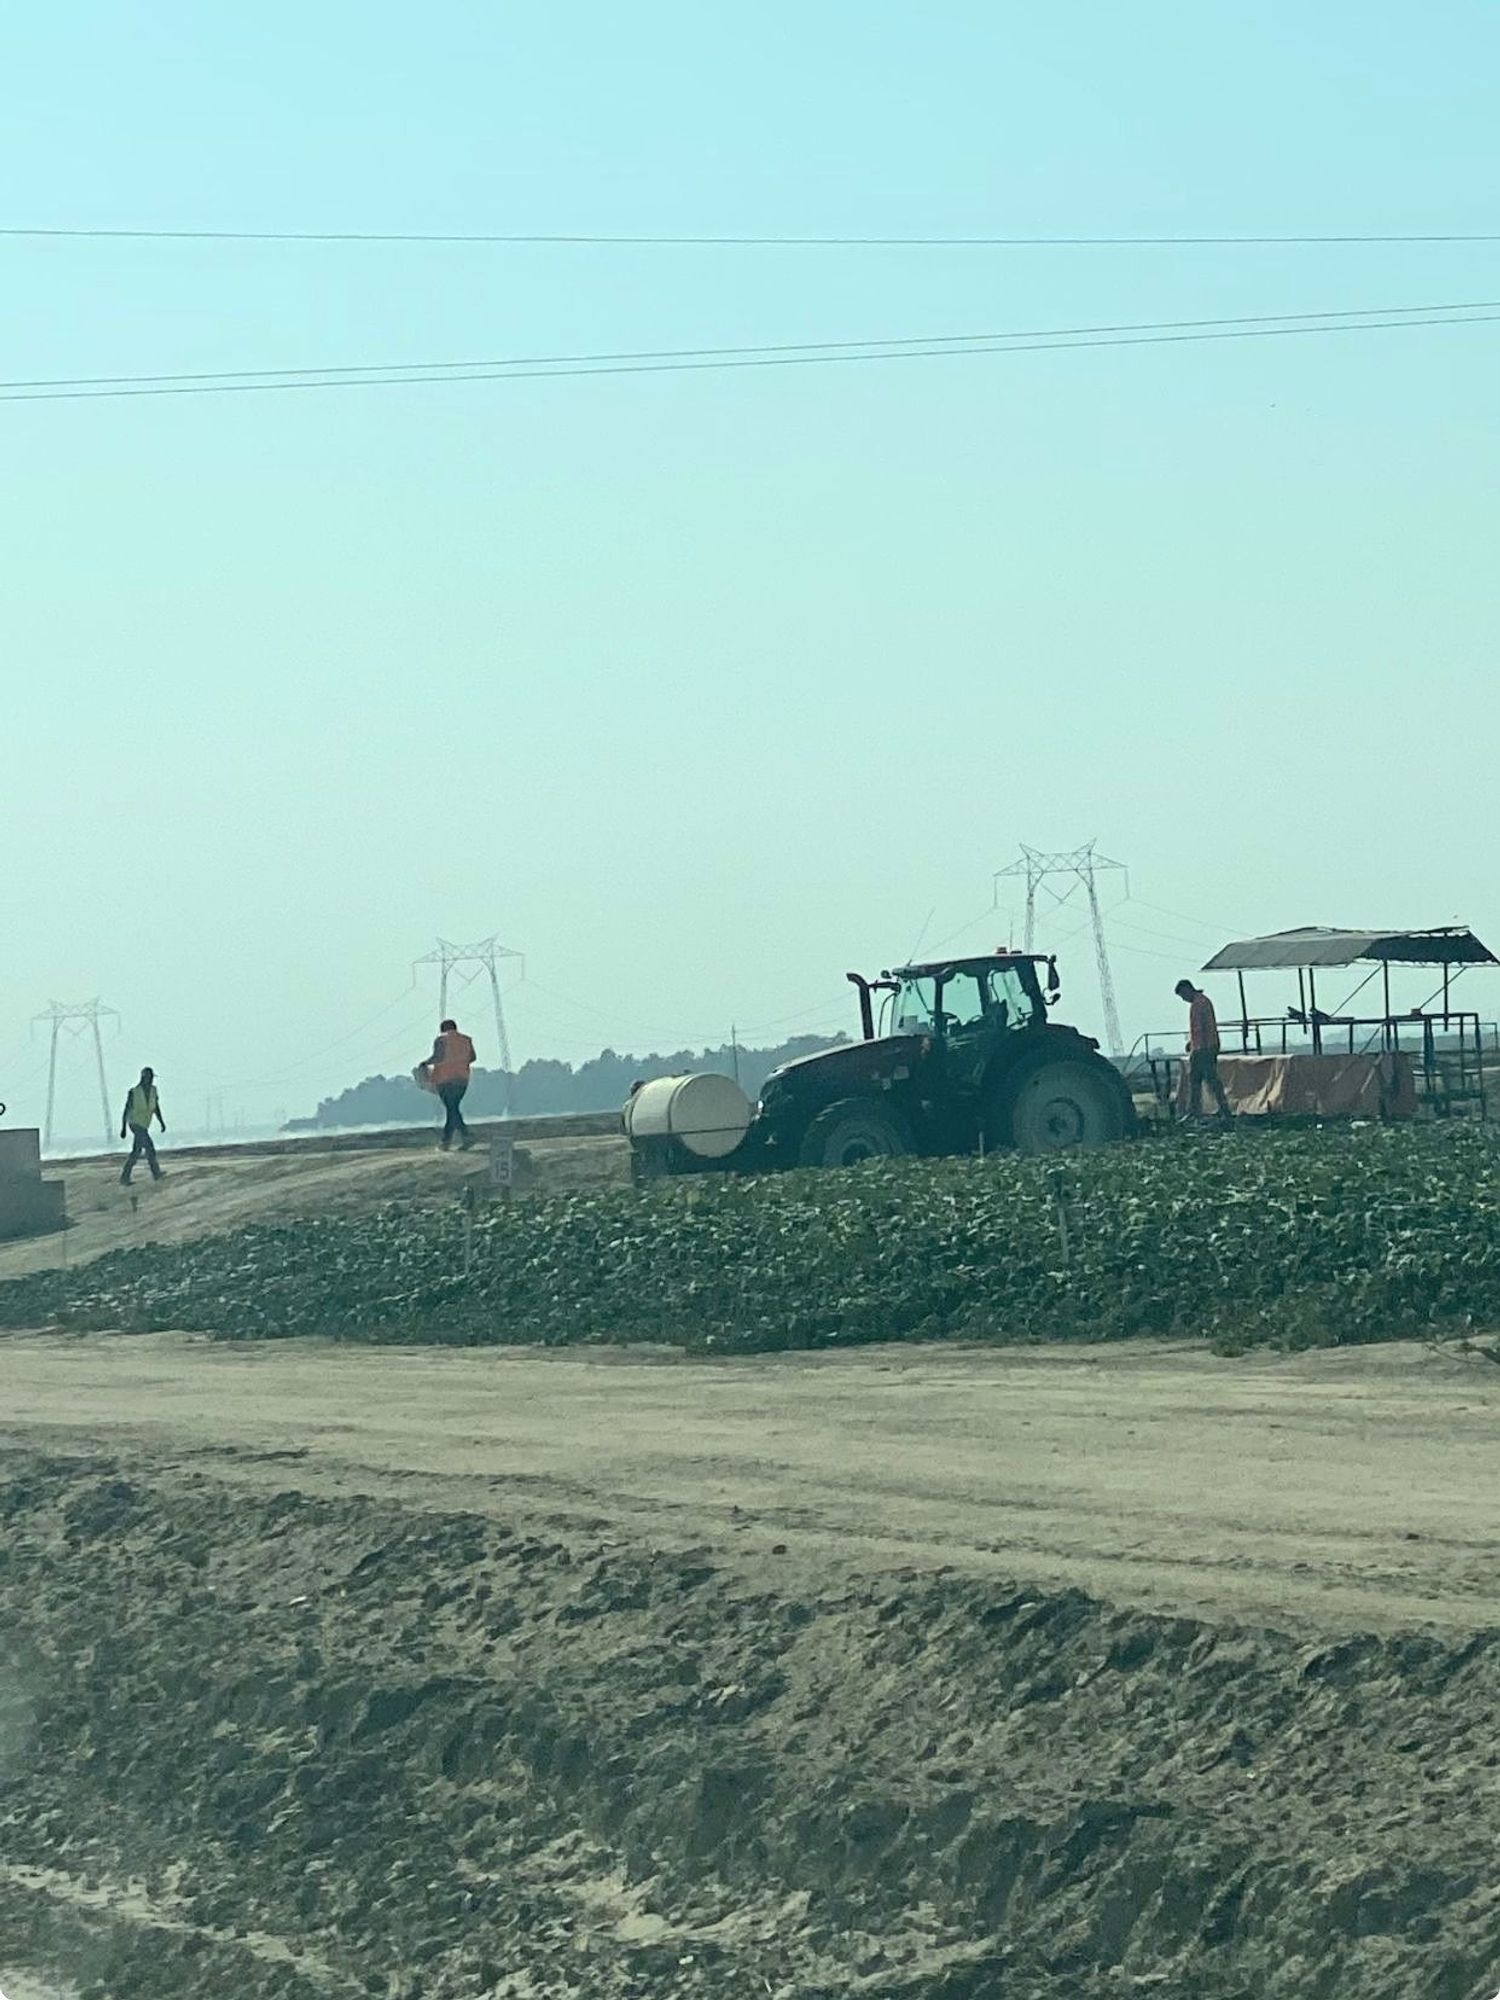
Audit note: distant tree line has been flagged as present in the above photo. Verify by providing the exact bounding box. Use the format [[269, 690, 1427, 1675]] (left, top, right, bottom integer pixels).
[[286, 1033, 847, 1131]]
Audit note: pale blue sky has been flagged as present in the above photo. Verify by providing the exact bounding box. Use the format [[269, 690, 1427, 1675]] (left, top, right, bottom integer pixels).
[[4, 5, 1499, 1135]]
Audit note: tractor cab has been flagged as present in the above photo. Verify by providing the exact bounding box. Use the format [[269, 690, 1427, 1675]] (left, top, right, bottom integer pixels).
[[762, 949, 1118, 1165], [844, 951, 1059, 1046], [878, 952, 1058, 1043], [851, 953, 1061, 1127]]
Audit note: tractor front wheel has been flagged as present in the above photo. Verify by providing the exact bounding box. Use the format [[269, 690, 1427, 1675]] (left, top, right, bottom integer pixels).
[[1004, 1060, 1129, 1154], [797, 1098, 913, 1171]]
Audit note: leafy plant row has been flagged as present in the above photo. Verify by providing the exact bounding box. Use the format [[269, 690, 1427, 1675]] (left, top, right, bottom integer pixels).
[[2, 1124, 1499, 1353]]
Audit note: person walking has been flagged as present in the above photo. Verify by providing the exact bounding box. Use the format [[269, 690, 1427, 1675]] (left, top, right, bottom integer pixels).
[[425, 1019, 477, 1150], [1174, 980, 1232, 1121], [120, 1066, 167, 1183]]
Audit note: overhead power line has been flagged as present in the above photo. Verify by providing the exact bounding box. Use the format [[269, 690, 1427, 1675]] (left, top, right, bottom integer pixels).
[[6, 226, 1500, 247], [199, 984, 432, 1090], [1126, 895, 1250, 938], [8, 296, 1494, 393], [3, 299, 1495, 406]]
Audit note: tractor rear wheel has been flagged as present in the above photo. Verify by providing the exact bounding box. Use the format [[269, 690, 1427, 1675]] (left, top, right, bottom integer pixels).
[[1004, 1060, 1129, 1154], [797, 1098, 913, 1171]]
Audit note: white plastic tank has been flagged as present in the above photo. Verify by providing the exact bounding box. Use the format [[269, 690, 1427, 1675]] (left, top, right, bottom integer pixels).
[[623, 1073, 752, 1160]]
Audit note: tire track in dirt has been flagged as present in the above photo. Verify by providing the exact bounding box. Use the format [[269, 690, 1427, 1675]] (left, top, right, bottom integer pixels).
[[3, 1332, 1497, 1639], [0, 1862, 354, 1994], [0, 1453, 1497, 1998]]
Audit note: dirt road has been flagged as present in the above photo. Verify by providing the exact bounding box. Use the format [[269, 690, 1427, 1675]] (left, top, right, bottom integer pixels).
[[2, 1335, 1498, 1999], [2, 1332, 1497, 1633], [0, 1132, 626, 1281]]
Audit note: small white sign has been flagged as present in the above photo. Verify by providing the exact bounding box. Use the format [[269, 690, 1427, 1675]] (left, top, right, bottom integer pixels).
[[489, 1135, 515, 1188]]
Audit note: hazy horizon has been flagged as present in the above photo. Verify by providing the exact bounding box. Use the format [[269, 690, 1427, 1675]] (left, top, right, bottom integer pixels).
[[6, 3, 1499, 1142]]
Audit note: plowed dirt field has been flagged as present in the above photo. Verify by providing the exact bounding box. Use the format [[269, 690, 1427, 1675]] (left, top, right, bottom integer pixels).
[[0, 1334, 1497, 1998]]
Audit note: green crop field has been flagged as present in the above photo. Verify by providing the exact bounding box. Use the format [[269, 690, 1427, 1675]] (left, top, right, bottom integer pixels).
[[2, 1124, 1498, 1355]]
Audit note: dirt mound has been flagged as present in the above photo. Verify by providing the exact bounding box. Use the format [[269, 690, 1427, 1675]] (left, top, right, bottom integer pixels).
[[0, 1133, 627, 1284], [0, 1455, 1496, 1998]]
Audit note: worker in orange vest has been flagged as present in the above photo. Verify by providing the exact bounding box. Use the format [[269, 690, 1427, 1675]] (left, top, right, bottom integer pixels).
[[424, 1018, 477, 1150]]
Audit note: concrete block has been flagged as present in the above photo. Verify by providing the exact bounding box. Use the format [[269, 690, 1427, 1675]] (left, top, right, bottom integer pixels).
[[0, 1177, 66, 1241], [0, 1128, 66, 1238], [0, 1128, 43, 1181]]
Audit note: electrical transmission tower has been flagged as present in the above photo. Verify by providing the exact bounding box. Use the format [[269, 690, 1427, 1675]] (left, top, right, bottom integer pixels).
[[413, 936, 524, 1092], [34, 999, 119, 1150], [994, 843, 1127, 1054]]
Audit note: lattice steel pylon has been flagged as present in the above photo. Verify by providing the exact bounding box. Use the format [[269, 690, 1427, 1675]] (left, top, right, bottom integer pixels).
[[33, 999, 119, 1150], [413, 936, 524, 1097], [993, 843, 1127, 1054]]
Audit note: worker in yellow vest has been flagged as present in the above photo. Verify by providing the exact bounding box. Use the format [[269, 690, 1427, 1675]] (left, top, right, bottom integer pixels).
[[119, 1066, 167, 1184], [425, 1019, 477, 1151]]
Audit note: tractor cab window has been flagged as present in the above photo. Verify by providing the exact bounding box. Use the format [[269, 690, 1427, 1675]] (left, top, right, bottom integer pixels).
[[987, 962, 1039, 1031], [938, 969, 989, 1032], [890, 963, 1040, 1039], [892, 976, 938, 1036]]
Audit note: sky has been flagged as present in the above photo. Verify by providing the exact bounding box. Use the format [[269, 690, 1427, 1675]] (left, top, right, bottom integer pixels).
[[4, 4, 1499, 1139]]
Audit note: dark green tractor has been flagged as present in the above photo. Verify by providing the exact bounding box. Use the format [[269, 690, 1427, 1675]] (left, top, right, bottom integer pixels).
[[624, 951, 1135, 1179], [755, 952, 1134, 1168]]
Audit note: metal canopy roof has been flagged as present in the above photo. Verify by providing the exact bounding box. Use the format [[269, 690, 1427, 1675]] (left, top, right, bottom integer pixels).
[[1203, 926, 1498, 973]]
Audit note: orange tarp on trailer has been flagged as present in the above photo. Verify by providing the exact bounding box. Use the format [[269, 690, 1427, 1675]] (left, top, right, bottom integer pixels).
[[1177, 1051, 1418, 1120]]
